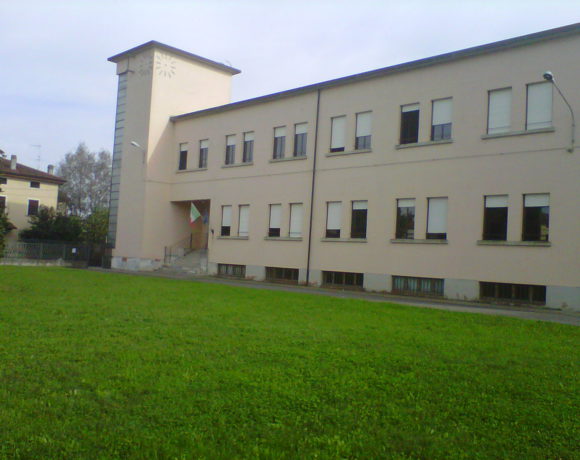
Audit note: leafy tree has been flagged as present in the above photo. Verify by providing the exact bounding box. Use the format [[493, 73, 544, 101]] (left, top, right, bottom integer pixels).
[[0, 148, 15, 256], [20, 206, 83, 242], [57, 143, 111, 216], [82, 208, 109, 244]]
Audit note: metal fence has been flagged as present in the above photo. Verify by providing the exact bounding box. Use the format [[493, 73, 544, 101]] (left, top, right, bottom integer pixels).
[[2, 241, 90, 265]]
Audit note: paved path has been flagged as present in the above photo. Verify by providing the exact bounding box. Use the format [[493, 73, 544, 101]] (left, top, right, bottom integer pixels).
[[90, 268, 580, 326]]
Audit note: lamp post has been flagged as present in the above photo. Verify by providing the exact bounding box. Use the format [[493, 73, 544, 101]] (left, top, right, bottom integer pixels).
[[130, 141, 147, 163], [543, 71, 575, 153]]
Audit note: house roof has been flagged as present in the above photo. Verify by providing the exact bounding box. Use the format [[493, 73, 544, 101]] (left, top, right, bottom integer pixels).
[[171, 22, 580, 122], [0, 158, 66, 185], [108, 40, 241, 75]]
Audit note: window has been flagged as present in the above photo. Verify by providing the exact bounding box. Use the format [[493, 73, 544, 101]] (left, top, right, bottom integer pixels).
[[289, 203, 303, 237], [483, 195, 508, 240], [178, 143, 188, 170], [243, 132, 254, 163], [266, 267, 299, 284], [30, 181, 40, 189], [218, 263, 246, 278], [526, 82, 552, 130], [322, 271, 364, 289], [426, 197, 448, 239], [396, 199, 415, 239], [400, 104, 419, 144], [431, 98, 452, 141], [355, 112, 372, 149], [392, 276, 444, 297], [325, 202, 342, 238], [238, 205, 249, 237], [487, 88, 512, 134], [480, 282, 546, 305], [273, 127, 286, 159], [268, 204, 281, 237], [221, 205, 232, 236], [330, 116, 346, 152], [522, 194, 549, 241], [27, 199, 39, 216], [350, 201, 367, 239], [199, 140, 208, 168], [0, 196, 5, 212], [0, 177, 6, 185], [225, 135, 236, 165], [294, 123, 307, 157]]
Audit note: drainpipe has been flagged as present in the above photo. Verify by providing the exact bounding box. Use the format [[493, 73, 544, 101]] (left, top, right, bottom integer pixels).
[[305, 89, 321, 285]]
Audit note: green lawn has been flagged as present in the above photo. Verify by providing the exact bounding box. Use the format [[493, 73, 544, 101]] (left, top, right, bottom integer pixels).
[[0, 267, 578, 459]]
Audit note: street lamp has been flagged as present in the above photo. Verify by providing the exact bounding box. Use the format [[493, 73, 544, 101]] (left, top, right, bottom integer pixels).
[[130, 141, 147, 163], [543, 71, 575, 153]]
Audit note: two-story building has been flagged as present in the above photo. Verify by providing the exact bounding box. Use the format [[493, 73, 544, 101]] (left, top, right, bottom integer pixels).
[[106, 23, 580, 310]]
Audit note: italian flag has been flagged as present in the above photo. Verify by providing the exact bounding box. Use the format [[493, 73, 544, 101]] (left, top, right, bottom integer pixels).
[[189, 202, 201, 227]]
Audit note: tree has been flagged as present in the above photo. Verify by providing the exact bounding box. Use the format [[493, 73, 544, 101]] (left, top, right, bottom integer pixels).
[[57, 143, 111, 216], [0, 148, 14, 256], [20, 206, 83, 242], [82, 208, 109, 244]]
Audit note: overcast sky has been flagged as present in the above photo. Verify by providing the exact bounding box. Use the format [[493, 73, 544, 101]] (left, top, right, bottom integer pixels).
[[1, 0, 578, 171]]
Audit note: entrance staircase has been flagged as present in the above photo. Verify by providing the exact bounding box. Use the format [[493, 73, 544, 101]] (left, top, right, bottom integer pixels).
[[158, 249, 208, 276]]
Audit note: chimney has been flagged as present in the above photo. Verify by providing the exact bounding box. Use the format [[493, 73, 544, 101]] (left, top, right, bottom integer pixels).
[[47, 164, 54, 175], [10, 155, 17, 170]]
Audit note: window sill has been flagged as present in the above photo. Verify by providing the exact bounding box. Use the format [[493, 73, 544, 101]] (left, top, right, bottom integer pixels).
[[269, 155, 307, 163], [320, 237, 367, 243], [390, 238, 448, 244], [217, 236, 249, 240], [176, 167, 207, 173], [481, 127, 554, 139], [395, 139, 453, 150], [477, 240, 551, 247], [325, 148, 372, 157], [263, 236, 303, 241], [221, 162, 253, 169]]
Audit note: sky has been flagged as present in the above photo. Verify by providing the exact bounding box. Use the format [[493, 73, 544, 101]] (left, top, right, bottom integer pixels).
[[0, 0, 578, 172]]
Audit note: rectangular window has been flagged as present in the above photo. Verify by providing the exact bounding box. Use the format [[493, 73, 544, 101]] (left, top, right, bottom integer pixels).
[[488, 88, 512, 134], [400, 103, 419, 144], [392, 276, 444, 297], [238, 205, 249, 237], [326, 201, 342, 238], [427, 197, 448, 239], [355, 112, 372, 150], [483, 195, 508, 240], [396, 198, 415, 239], [225, 135, 236, 165], [27, 199, 39, 216], [218, 263, 246, 278], [268, 204, 281, 237], [0, 196, 6, 212], [526, 82, 552, 130], [480, 282, 546, 305], [178, 143, 188, 170], [350, 200, 368, 239], [522, 194, 549, 241], [330, 116, 346, 152], [199, 139, 208, 169], [265, 267, 299, 284], [243, 132, 254, 163], [293, 123, 307, 157], [431, 98, 452, 141], [273, 127, 286, 159], [322, 271, 364, 289], [221, 205, 232, 236], [30, 181, 40, 189], [0, 177, 6, 185], [289, 203, 303, 238]]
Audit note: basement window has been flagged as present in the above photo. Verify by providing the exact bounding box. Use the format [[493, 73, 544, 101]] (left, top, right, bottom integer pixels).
[[392, 276, 444, 297], [322, 271, 364, 289], [480, 282, 546, 305], [218, 263, 246, 278], [266, 267, 299, 284]]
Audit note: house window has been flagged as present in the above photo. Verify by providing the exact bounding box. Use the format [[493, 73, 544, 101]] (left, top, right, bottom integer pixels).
[[400, 103, 419, 144], [355, 112, 372, 149], [0, 177, 7, 185], [265, 267, 299, 284], [483, 195, 508, 240], [526, 82, 552, 130], [238, 205, 249, 237], [522, 194, 549, 241], [178, 143, 188, 170], [273, 127, 286, 159], [487, 88, 512, 134], [243, 132, 254, 163], [480, 282, 546, 305], [325, 201, 342, 238], [225, 135, 236, 165], [322, 271, 364, 289], [396, 198, 415, 239], [289, 203, 303, 237], [27, 199, 39, 216], [294, 123, 307, 157], [218, 263, 246, 278], [221, 205, 232, 236], [330, 116, 346, 152], [30, 181, 40, 189], [431, 98, 452, 141], [199, 140, 208, 168], [0, 196, 6, 212], [268, 204, 282, 237], [350, 201, 367, 239], [392, 276, 444, 297], [426, 197, 448, 239]]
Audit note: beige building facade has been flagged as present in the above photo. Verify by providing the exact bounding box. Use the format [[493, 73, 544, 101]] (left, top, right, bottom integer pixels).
[[107, 24, 580, 310]]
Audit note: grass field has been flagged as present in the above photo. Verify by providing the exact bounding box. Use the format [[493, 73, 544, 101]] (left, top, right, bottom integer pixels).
[[0, 267, 578, 459]]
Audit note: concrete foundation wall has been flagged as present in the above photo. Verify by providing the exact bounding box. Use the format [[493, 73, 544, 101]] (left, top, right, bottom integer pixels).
[[444, 279, 480, 301], [111, 256, 162, 271], [547, 286, 580, 311], [364, 273, 389, 292], [245, 264, 265, 280]]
